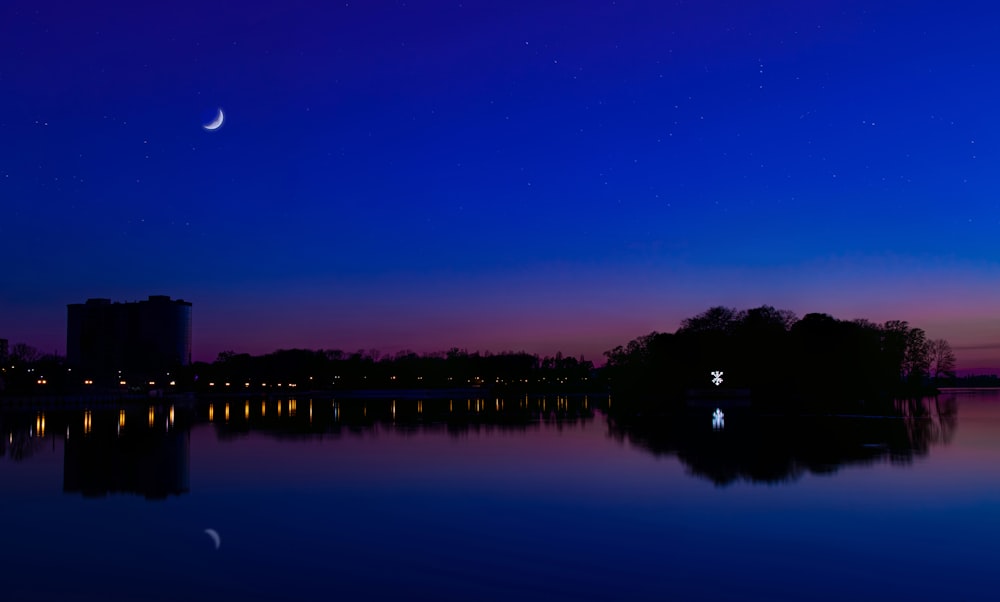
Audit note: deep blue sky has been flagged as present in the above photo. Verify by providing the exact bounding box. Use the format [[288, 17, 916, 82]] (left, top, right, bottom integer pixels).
[[2, 1, 998, 370]]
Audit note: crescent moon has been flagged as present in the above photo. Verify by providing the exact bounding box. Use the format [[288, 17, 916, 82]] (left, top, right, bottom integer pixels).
[[204, 528, 221, 550], [203, 108, 224, 131]]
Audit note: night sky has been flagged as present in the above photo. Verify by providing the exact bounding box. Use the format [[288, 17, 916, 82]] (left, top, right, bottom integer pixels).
[[2, 1, 998, 371]]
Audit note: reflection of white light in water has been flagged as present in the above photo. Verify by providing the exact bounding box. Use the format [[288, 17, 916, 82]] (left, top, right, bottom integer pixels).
[[712, 408, 725, 430], [711, 371, 724, 386]]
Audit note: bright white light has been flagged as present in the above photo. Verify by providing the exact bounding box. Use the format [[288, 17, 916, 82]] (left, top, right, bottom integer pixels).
[[711, 371, 724, 386]]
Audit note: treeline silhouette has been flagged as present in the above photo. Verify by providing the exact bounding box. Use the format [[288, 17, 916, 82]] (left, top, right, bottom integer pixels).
[[183, 348, 596, 394], [949, 374, 1000, 387], [0, 342, 598, 396], [603, 305, 957, 407]]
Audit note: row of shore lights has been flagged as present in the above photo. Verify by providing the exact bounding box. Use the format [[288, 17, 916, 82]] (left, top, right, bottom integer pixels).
[[42, 377, 584, 386], [77, 370, 178, 387], [201, 376, 587, 388], [34, 378, 176, 386], [208, 381, 298, 388], [13, 368, 215, 388], [23, 368, 181, 387]]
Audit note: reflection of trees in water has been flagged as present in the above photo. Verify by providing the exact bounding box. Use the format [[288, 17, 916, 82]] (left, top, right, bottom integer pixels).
[[206, 395, 598, 441], [0, 413, 55, 461], [1, 429, 48, 461], [607, 396, 956, 486], [895, 395, 959, 450]]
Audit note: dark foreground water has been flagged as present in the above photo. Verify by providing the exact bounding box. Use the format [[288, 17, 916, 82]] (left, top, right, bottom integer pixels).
[[1, 390, 998, 601]]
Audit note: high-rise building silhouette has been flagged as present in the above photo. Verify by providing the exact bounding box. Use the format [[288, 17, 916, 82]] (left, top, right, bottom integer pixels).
[[67, 296, 192, 382]]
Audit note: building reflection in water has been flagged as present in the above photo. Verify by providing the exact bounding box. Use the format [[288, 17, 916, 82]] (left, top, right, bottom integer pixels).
[[62, 406, 191, 500]]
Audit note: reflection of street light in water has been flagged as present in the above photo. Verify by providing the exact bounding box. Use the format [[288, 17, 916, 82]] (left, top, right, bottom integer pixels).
[[712, 408, 725, 430]]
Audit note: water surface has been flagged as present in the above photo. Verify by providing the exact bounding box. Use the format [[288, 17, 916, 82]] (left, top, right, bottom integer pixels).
[[1, 391, 998, 601]]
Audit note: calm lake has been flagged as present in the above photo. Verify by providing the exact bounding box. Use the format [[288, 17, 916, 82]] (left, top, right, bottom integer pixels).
[[2, 389, 998, 601]]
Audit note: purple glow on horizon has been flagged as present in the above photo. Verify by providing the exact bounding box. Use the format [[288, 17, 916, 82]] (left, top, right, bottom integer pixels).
[[2, 2, 998, 372]]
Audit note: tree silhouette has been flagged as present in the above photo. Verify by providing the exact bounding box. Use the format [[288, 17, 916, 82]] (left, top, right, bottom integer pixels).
[[928, 339, 957, 382], [902, 327, 931, 387], [9, 342, 40, 364], [678, 306, 743, 335]]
